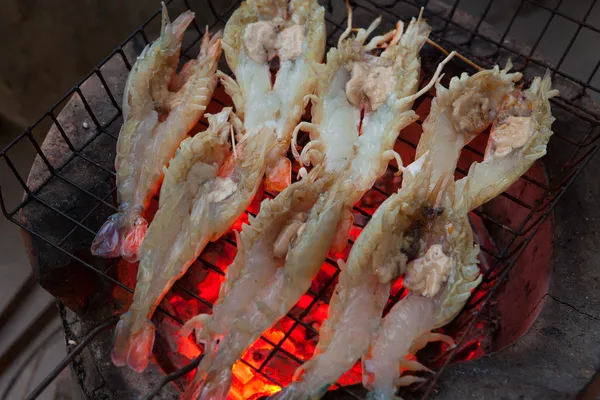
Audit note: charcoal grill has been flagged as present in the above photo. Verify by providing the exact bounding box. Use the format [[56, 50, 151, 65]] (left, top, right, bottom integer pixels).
[[2, 0, 600, 399]]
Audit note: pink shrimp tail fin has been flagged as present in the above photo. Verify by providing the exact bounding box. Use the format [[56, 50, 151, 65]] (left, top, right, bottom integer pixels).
[[91, 213, 148, 262], [121, 216, 148, 262], [91, 213, 123, 258], [112, 312, 156, 373]]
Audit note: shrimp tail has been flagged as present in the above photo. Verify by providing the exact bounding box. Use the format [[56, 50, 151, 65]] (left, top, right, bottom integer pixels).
[[111, 312, 156, 373], [122, 215, 148, 262], [91, 210, 148, 262], [91, 213, 122, 258]]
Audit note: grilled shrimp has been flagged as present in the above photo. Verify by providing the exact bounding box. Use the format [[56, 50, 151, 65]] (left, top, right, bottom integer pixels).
[[91, 6, 221, 262], [272, 155, 444, 400], [269, 11, 441, 399], [180, 9, 451, 400], [111, 109, 234, 372], [111, 0, 325, 373], [182, 180, 346, 400], [276, 64, 523, 400], [176, 0, 326, 339], [219, 0, 325, 192], [363, 73, 558, 400]]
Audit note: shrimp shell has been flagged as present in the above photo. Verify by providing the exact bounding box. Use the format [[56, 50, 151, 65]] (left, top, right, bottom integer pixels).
[[91, 10, 221, 262], [222, 0, 326, 192], [363, 72, 558, 400], [111, 108, 234, 372]]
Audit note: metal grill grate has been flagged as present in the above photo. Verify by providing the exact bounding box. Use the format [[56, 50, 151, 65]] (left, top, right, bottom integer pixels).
[[1, 0, 599, 399]]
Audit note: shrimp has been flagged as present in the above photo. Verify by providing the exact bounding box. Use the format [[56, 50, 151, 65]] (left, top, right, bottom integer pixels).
[[179, 167, 334, 349], [180, 9, 450, 400], [111, 0, 324, 375], [273, 63, 524, 400], [111, 109, 234, 372], [182, 181, 347, 400], [91, 5, 221, 262], [219, 0, 325, 192], [272, 155, 445, 400], [363, 73, 558, 400]]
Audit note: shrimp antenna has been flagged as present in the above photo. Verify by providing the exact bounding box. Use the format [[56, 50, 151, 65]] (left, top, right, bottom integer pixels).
[[160, 3, 170, 37], [338, 0, 353, 46], [388, 20, 404, 48], [199, 25, 210, 58], [399, 51, 456, 105], [425, 38, 482, 71], [230, 125, 237, 159], [356, 16, 382, 45], [364, 29, 396, 51], [418, 7, 425, 23]]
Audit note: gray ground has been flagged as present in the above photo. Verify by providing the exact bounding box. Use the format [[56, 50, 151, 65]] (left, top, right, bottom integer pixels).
[[1, 0, 599, 399]]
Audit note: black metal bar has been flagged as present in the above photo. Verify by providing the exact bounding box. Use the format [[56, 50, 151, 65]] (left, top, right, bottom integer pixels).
[[74, 88, 103, 129], [4, 120, 120, 219], [552, 0, 596, 78], [526, 0, 563, 60], [183, 0, 204, 36], [141, 355, 203, 400], [117, 49, 133, 71], [57, 187, 116, 247], [499, 0, 526, 46], [467, 0, 495, 45], [205, 0, 222, 23], [440, 0, 461, 35], [257, 268, 340, 372], [523, 0, 600, 37], [3, 154, 32, 196], [95, 70, 122, 113]]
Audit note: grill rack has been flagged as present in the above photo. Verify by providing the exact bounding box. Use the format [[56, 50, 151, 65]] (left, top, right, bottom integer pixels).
[[1, 0, 599, 399]]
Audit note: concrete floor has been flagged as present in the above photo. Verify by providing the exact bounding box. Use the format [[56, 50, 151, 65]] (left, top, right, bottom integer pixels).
[[0, 0, 599, 399]]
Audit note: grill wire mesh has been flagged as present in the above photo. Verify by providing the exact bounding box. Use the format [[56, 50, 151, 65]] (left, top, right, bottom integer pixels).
[[1, 0, 600, 399]]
